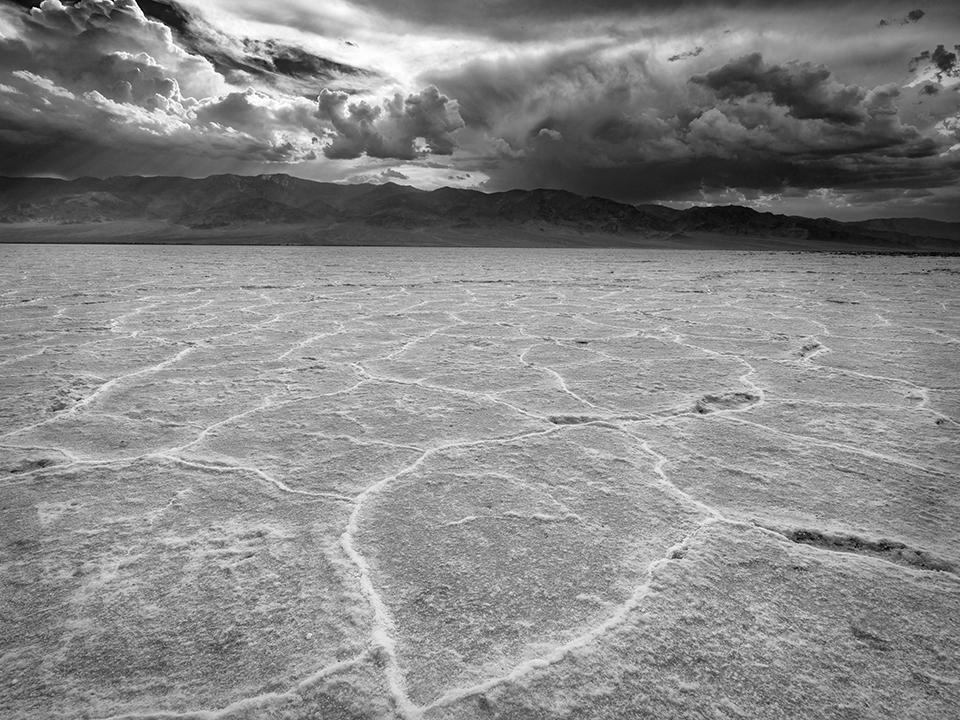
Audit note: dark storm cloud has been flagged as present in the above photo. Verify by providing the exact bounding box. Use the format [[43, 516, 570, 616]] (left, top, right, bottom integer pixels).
[[909, 44, 960, 78], [931, 44, 959, 74], [247, 40, 360, 80], [427, 41, 952, 205], [424, 42, 662, 135], [879, 8, 925, 27], [690, 53, 867, 124], [317, 86, 464, 159], [668, 46, 704, 62], [201, 38, 370, 97], [482, 142, 960, 210]]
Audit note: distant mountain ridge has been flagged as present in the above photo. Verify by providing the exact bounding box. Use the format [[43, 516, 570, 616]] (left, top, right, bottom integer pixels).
[[1, 174, 957, 250]]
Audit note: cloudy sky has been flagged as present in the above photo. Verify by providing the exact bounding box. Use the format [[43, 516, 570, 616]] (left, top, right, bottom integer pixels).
[[1, 0, 959, 219]]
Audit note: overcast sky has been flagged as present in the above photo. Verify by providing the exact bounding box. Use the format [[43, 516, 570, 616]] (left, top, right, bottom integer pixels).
[[1, 0, 959, 219]]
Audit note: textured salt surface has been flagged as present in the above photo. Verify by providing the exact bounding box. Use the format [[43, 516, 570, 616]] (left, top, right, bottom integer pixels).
[[1, 245, 958, 720]]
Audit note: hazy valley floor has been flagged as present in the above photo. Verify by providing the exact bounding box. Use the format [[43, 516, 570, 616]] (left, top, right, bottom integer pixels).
[[1, 245, 958, 719]]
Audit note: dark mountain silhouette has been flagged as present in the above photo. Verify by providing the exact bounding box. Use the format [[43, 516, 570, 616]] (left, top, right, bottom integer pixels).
[[0, 174, 957, 250]]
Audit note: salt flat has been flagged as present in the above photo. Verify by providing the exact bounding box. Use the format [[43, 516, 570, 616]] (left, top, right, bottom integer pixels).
[[1, 245, 958, 720]]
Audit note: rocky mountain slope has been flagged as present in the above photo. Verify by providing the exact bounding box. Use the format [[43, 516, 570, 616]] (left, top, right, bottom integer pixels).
[[1, 174, 957, 250]]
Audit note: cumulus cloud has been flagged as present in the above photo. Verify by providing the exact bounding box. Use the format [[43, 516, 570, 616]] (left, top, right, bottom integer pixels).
[[0, 0, 362, 174], [316, 85, 464, 159], [1, 0, 226, 99], [0, 65, 318, 176], [197, 89, 322, 135]]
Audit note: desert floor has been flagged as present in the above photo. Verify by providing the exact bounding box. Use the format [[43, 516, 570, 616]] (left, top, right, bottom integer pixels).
[[1, 245, 958, 719]]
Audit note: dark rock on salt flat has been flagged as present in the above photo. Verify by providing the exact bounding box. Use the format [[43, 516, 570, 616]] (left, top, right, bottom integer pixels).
[[778, 527, 957, 573], [694, 392, 761, 413]]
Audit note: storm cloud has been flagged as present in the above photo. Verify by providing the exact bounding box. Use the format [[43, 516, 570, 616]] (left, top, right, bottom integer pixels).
[[690, 53, 868, 125], [1, 0, 959, 219], [0, 0, 328, 174], [424, 40, 948, 207], [0, 0, 451, 175]]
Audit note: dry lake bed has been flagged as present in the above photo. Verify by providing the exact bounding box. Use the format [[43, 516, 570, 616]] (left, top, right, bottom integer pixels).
[[1, 244, 958, 720]]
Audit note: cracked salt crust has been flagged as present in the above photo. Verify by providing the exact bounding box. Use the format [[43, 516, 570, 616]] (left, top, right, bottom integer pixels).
[[1, 246, 958, 720]]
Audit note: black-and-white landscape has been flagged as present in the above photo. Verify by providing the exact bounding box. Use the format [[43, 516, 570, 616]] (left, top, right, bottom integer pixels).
[[1, 2, 959, 720]]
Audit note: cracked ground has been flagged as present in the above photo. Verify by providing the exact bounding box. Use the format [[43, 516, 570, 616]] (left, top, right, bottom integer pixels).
[[1, 245, 958, 720]]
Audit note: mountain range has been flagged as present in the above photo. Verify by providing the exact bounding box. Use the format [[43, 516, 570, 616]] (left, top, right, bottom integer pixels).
[[1, 174, 958, 251]]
